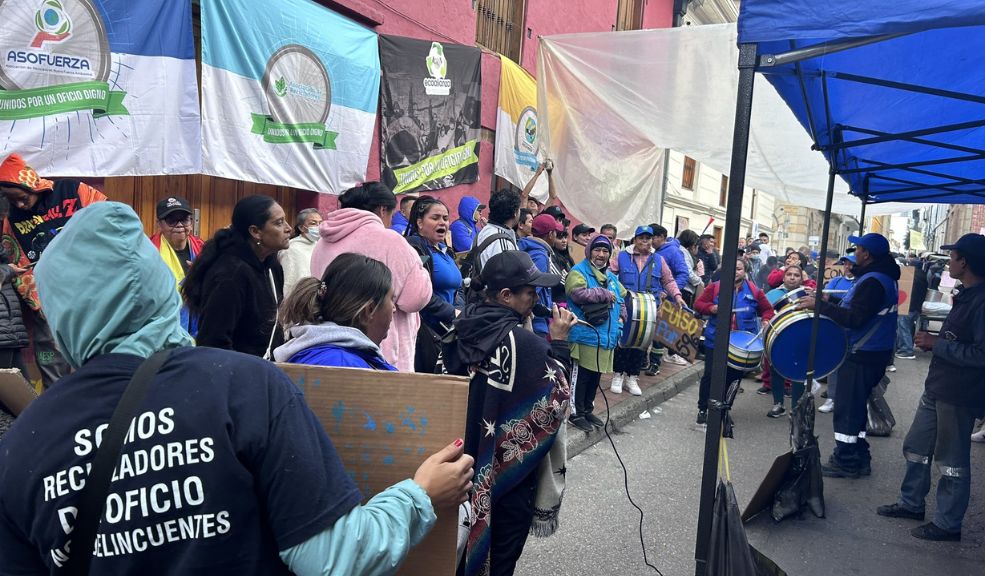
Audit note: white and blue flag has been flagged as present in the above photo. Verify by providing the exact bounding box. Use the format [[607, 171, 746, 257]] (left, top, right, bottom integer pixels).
[[0, 0, 201, 175], [200, 0, 380, 193]]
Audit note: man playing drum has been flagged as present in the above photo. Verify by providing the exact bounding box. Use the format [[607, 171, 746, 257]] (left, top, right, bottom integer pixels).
[[611, 226, 685, 395], [798, 233, 900, 479], [694, 259, 774, 425]]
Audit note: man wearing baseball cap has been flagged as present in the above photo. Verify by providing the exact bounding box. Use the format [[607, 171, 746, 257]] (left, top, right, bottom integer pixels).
[[0, 153, 105, 387], [876, 233, 985, 541], [612, 225, 685, 392], [150, 196, 204, 336], [798, 232, 900, 478], [518, 214, 565, 337], [442, 250, 577, 574]]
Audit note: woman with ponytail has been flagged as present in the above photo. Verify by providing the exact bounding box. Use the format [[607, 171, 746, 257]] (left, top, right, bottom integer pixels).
[[273, 254, 397, 370], [311, 182, 432, 372], [183, 195, 292, 357]]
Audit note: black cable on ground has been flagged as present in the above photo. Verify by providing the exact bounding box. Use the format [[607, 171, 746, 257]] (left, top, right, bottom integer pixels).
[[588, 325, 664, 575]]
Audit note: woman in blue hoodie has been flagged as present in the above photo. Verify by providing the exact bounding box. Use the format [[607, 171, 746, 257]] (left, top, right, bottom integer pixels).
[[274, 253, 397, 371]]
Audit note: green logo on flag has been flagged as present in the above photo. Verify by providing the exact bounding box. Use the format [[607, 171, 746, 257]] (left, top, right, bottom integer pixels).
[[0, 80, 127, 120], [257, 45, 335, 150], [250, 113, 338, 149]]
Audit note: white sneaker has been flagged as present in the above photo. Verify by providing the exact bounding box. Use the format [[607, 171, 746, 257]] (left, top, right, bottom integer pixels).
[[972, 428, 985, 443], [887, 365, 897, 373], [625, 376, 642, 396], [610, 373, 625, 394], [818, 399, 834, 413], [665, 354, 689, 366]]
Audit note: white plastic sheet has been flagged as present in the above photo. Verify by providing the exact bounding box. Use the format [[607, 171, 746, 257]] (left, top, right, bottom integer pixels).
[[536, 24, 914, 228]]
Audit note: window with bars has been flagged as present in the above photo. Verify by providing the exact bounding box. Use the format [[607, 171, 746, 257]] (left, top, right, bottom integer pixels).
[[682, 156, 696, 190], [475, 0, 525, 62], [720, 175, 729, 206]]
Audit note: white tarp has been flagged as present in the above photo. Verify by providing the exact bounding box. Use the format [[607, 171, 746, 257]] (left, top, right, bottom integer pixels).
[[537, 23, 913, 228]]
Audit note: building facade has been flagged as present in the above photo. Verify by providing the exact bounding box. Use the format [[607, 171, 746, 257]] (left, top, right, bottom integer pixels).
[[658, 0, 777, 246], [84, 0, 674, 238]]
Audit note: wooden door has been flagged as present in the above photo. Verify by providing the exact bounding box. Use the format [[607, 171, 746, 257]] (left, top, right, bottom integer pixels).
[[97, 174, 300, 240]]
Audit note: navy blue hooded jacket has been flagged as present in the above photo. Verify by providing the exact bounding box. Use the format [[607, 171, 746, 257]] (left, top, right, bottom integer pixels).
[[450, 196, 482, 253]]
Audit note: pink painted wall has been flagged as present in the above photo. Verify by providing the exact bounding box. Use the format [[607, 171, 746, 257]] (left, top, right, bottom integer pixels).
[[642, 0, 675, 29], [304, 0, 673, 220]]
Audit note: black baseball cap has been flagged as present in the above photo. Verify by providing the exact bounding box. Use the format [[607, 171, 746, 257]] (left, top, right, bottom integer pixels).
[[571, 223, 595, 236], [942, 233, 985, 273], [482, 250, 561, 292], [156, 196, 193, 220], [542, 205, 565, 221]]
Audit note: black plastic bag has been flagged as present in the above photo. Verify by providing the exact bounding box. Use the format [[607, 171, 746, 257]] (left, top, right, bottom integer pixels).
[[867, 377, 895, 437], [772, 392, 825, 521], [789, 392, 816, 451], [710, 480, 787, 576], [772, 443, 825, 521]]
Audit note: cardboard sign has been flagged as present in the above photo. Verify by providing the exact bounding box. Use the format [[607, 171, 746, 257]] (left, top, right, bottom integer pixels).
[[822, 264, 845, 282], [0, 368, 36, 416], [652, 299, 704, 362], [277, 364, 470, 576], [898, 265, 914, 312]]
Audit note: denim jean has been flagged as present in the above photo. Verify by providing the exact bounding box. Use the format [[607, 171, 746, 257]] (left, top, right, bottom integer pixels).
[[896, 311, 919, 356], [898, 393, 977, 532]]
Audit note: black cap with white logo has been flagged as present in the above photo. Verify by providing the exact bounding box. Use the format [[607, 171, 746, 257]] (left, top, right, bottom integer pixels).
[[156, 196, 193, 220]]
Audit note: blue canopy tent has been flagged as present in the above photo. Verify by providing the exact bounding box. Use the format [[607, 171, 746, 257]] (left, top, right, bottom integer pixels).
[[694, 2, 985, 574]]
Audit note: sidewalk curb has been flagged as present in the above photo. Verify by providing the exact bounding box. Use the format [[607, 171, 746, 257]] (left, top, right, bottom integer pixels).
[[567, 363, 704, 458]]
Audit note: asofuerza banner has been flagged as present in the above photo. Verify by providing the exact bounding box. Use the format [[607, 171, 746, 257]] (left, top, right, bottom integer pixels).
[[494, 57, 547, 201], [0, 0, 201, 175], [200, 0, 379, 193], [380, 35, 481, 195]]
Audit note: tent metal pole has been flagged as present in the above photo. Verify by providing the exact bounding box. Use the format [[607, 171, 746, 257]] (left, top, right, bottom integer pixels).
[[760, 33, 907, 67], [693, 42, 758, 576], [804, 168, 837, 389], [830, 71, 985, 105], [859, 201, 867, 234], [839, 152, 985, 175], [842, 125, 985, 157], [824, 118, 985, 151]]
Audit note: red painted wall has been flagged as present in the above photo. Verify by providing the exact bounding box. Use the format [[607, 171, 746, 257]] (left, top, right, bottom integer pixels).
[[303, 0, 673, 221]]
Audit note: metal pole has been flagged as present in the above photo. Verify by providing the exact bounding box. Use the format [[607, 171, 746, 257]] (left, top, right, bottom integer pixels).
[[859, 201, 867, 234], [803, 169, 837, 388], [693, 43, 758, 576]]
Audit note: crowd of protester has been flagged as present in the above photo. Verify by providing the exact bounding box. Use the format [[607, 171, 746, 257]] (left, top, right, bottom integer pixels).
[[0, 151, 982, 575]]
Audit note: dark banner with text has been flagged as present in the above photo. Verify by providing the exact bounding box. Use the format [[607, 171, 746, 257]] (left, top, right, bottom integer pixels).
[[379, 35, 481, 194]]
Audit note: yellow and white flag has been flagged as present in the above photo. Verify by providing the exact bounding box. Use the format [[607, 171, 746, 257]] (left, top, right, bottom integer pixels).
[[495, 57, 548, 201]]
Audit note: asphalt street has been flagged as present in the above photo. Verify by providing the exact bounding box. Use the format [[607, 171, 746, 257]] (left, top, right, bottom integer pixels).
[[515, 354, 985, 576]]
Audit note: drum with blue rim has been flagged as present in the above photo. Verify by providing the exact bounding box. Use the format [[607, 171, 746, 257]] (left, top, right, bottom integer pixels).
[[727, 330, 764, 371], [765, 308, 847, 381]]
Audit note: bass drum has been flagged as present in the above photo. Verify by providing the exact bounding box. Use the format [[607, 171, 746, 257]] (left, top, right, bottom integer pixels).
[[765, 308, 847, 382], [619, 291, 657, 349]]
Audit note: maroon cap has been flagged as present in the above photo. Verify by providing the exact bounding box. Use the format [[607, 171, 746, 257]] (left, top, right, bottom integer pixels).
[[531, 213, 563, 237]]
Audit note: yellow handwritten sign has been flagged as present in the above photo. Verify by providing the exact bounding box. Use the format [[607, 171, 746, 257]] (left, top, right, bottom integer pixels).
[[653, 299, 704, 361]]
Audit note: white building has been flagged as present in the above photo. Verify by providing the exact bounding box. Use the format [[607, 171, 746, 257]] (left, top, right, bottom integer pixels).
[[659, 0, 776, 246]]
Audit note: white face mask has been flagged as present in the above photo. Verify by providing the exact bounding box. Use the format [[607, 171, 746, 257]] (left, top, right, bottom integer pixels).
[[306, 226, 320, 240]]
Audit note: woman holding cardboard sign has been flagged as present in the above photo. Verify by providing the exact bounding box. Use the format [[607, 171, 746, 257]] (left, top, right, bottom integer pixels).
[[274, 253, 397, 371], [0, 202, 474, 575]]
